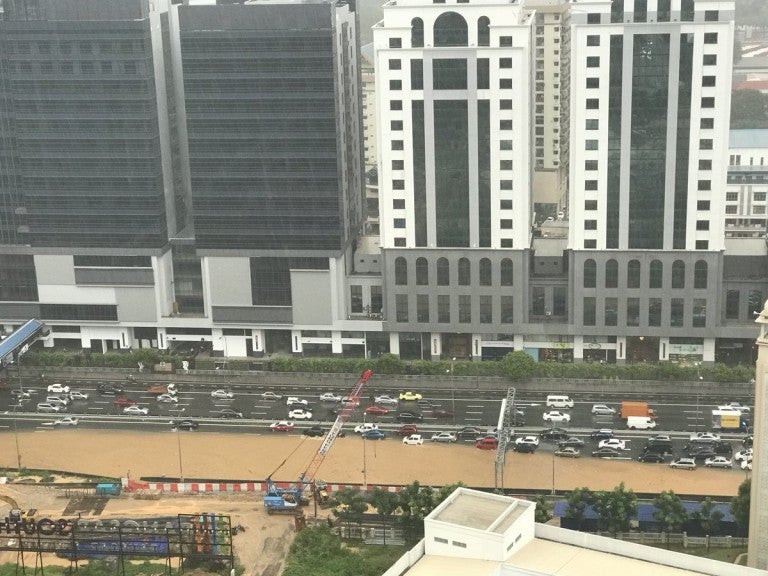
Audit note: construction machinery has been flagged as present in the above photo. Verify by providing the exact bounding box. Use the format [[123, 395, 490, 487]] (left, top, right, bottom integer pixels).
[[264, 369, 373, 515]]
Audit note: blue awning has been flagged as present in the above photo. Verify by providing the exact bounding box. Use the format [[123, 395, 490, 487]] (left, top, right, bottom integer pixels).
[[0, 319, 46, 362]]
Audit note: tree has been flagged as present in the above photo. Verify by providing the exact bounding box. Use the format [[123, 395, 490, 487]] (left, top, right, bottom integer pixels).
[[594, 483, 637, 535], [692, 497, 724, 551], [564, 487, 594, 531], [731, 478, 751, 536], [332, 488, 368, 521], [368, 487, 400, 516], [653, 491, 688, 547], [731, 90, 768, 129], [436, 482, 465, 506], [533, 494, 552, 523], [501, 350, 537, 380], [398, 481, 438, 539]]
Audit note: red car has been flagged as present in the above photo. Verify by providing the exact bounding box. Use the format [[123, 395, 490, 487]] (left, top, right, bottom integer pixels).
[[364, 404, 389, 416], [433, 409, 454, 418], [113, 397, 137, 408], [397, 424, 418, 437], [476, 437, 499, 450], [269, 421, 295, 432]]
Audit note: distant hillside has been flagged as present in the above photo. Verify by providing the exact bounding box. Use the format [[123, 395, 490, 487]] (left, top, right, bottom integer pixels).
[[357, 0, 384, 45]]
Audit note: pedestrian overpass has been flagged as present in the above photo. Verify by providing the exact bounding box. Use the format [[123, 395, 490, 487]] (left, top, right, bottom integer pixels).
[[0, 318, 47, 370]]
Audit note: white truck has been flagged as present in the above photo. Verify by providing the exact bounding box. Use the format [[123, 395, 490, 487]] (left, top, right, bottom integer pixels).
[[626, 416, 657, 430]]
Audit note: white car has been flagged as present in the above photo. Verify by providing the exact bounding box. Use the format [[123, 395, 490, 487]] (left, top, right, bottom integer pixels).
[[690, 432, 721, 442], [288, 409, 313, 420], [36, 403, 61, 413], [354, 423, 379, 434], [210, 389, 234, 399], [374, 394, 399, 406], [53, 417, 79, 427], [47, 383, 70, 394], [430, 432, 457, 443], [599, 438, 627, 450], [514, 435, 540, 447], [669, 458, 697, 470], [402, 434, 424, 445], [734, 449, 753, 463], [319, 392, 342, 402], [591, 404, 616, 416], [543, 411, 571, 423], [157, 393, 179, 403], [286, 397, 309, 407], [704, 456, 732, 469], [718, 403, 750, 413], [68, 390, 89, 401], [260, 391, 283, 401], [742, 459, 752, 471], [123, 406, 149, 416]]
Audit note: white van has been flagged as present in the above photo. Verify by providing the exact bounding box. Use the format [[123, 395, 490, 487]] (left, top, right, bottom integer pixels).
[[627, 416, 657, 430], [546, 395, 574, 409]]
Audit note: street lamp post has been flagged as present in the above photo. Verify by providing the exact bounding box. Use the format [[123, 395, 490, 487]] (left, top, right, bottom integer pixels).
[[176, 408, 185, 485], [362, 413, 367, 490]]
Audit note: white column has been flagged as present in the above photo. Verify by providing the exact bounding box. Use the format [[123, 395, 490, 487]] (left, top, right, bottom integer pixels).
[[331, 331, 343, 355], [702, 338, 716, 364], [252, 329, 264, 353], [616, 336, 627, 362], [471, 334, 482, 361], [430, 333, 442, 360], [749, 302, 768, 569], [388, 332, 400, 357], [573, 336, 584, 362], [291, 330, 303, 354], [658, 337, 670, 362]]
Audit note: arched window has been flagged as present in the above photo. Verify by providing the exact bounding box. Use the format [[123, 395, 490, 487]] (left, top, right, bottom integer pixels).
[[584, 259, 596, 288], [649, 260, 663, 288], [694, 260, 708, 289], [501, 258, 513, 286], [415, 257, 429, 285], [479, 258, 492, 286], [458, 258, 471, 285], [395, 257, 408, 285], [605, 259, 618, 288], [437, 257, 450, 286], [672, 260, 685, 289], [477, 16, 490, 47], [627, 260, 641, 289], [411, 18, 424, 48], [434, 12, 468, 47]]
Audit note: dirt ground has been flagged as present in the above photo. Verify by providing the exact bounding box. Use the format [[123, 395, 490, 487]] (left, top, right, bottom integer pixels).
[[0, 429, 748, 575]]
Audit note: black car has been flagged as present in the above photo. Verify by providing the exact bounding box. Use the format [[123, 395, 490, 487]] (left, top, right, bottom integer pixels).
[[637, 452, 665, 463], [591, 447, 621, 458], [303, 425, 324, 437], [558, 437, 585, 448], [397, 411, 423, 423], [457, 427, 482, 440], [540, 428, 569, 441], [218, 408, 243, 419], [643, 443, 673, 455], [97, 383, 124, 395], [590, 429, 614, 440], [515, 443, 537, 454], [743, 435, 753, 447], [173, 419, 199, 431], [686, 448, 717, 460], [712, 441, 733, 455]]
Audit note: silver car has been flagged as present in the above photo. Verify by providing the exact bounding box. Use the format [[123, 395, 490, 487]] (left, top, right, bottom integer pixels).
[[37, 402, 61, 413]]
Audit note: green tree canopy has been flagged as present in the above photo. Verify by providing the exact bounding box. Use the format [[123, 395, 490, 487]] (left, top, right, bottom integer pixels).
[[594, 483, 637, 535], [501, 350, 537, 380], [564, 487, 594, 531], [368, 487, 400, 516], [731, 478, 751, 536], [533, 494, 553, 523], [692, 497, 724, 537], [653, 491, 688, 547]]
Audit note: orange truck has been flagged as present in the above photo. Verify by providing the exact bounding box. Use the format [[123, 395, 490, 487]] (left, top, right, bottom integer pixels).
[[620, 401, 655, 419]]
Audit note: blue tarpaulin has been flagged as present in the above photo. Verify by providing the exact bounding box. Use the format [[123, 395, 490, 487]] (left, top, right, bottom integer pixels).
[[553, 500, 734, 522]]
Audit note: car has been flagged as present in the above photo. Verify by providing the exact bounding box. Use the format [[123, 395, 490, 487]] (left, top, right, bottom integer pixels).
[[718, 402, 750, 413], [156, 393, 179, 403], [432, 408, 455, 418], [689, 432, 720, 443], [540, 428, 570, 441], [260, 391, 283, 401], [591, 447, 622, 458], [399, 391, 423, 401], [319, 392, 342, 403], [362, 429, 386, 440], [555, 447, 581, 458], [743, 435, 753, 447], [403, 434, 424, 445], [558, 437, 585, 448], [303, 425, 324, 437], [47, 383, 70, 394], [734, 448, 753, 463], [46, 395, 70, 407], [97, 383, 123, 395], [704, 456, 732, 468], [514, 435, 540, 447], [711, 441, 733, 455], [374, 394, 399, 406], [637, 452, 666, 463], [36, 403, 61, 413], [669, 458, 697, 470], [543, 411, 571, 423], [172, 419, 199, 431], [643, 443, 673, 455], [354, 423, 379, 434], [10, 390, 31, 399], [476, 437, 498, 450], [270, 421, 295, 432], [286, 397, 309, 407], [113, 397, 137, 408], [397, 424, 419, 437], [397, 411, 423, 422], [147, 383, 176, 395], [218, 408, 243, 419], [53, 417, 79, 427], [457, 427, 483, 440], [417, 399, 436, 409], [590, 429, 614, 440], [364, 404, 389, 415], [515, 443, 537, 454], [288, 409, 313, 420], [742, 459, 752, 471], [591, 404, 616, 416], [431, 432, 457, 443], [211, 389, 234, 399], [648, 434, 672, 443], [122, 406, 149, 416], [598, 438, 626, 450], [68, 390, 88, 401], [686, 447, 717, 461]]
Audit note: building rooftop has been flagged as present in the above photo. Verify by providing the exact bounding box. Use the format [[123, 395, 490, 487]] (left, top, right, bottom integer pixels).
[[432, 491, 521, 531], [730, 129, 768, 149]]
